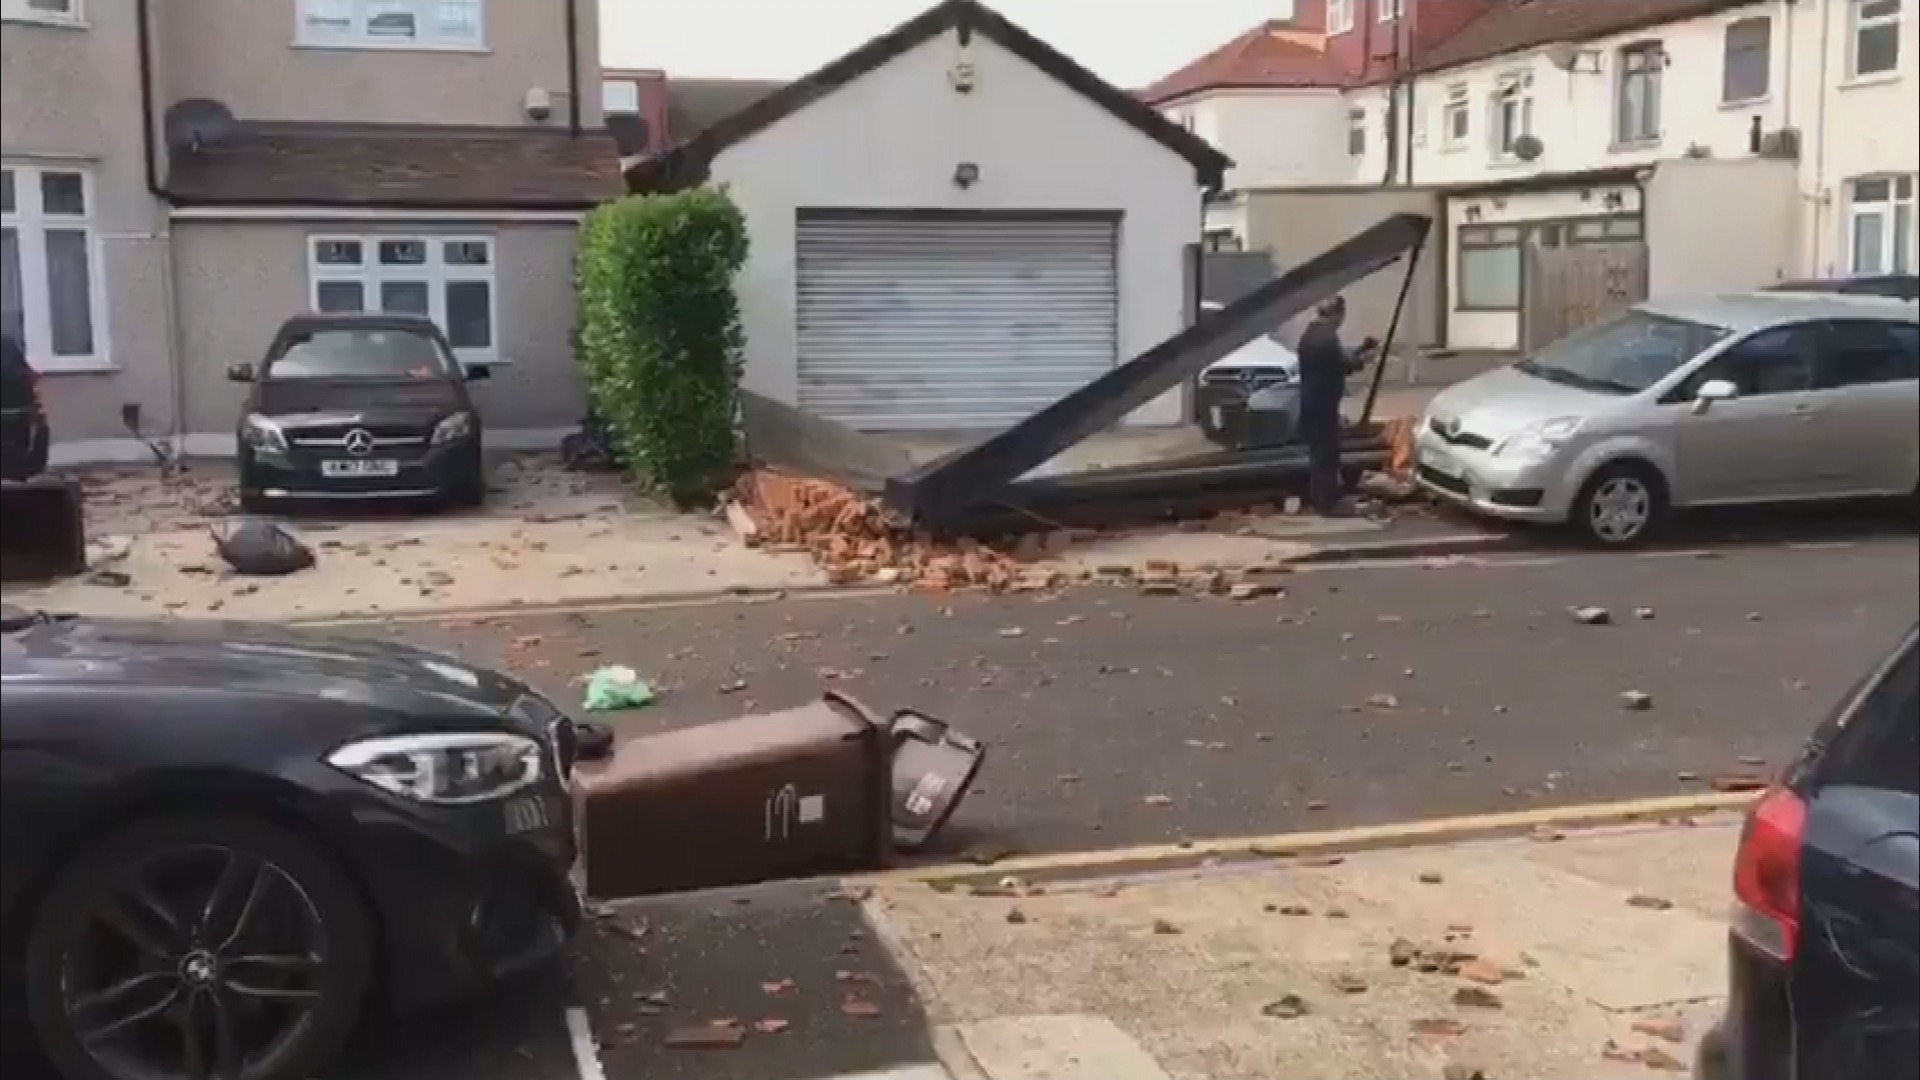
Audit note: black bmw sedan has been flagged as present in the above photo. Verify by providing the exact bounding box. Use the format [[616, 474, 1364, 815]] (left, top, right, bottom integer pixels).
[[0, 605, 580, 1080], [229, 314, 489, 513]]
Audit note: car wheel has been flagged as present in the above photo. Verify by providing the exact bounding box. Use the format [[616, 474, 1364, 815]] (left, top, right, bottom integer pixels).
[[446, 461, 486, 509], [1569, 461, 1668, 548], [23, 816, 372, 1080]]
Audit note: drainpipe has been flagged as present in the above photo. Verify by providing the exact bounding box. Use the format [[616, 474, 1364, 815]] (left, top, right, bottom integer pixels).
[[135, 0, 187, 462], [564, 0, 584, 134], [1808, 0, 1833, 273]]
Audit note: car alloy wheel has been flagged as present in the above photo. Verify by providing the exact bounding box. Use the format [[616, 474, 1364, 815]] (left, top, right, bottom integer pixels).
[[26, 818, 369, 1080]]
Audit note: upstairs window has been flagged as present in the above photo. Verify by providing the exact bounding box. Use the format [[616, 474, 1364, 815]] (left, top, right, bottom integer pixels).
[[1379, 0, 1404, 20], [2, 0, 80, 23], [1615, 42, 1664, 146], [1329, 0, 1355, 34], [1491, 73, 1534, 159], [1849, 0, 1903, 78], [1442, 83, 1471, 148], [299, 0, 485, 49], [603, 80, 640, 115], [1721, 16, 1773, 103]]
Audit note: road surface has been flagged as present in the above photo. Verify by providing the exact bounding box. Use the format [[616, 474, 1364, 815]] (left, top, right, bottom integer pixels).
[[377, 534, 1917, 859], [321, 531, 1918, 1080]]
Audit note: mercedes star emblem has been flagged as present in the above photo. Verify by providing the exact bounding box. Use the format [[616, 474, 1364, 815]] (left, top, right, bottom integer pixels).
[[342, 428, 375, 456]]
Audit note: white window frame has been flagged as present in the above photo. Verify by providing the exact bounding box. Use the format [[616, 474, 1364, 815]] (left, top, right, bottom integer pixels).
[[603, 79, 640, 115], [1489, 72, 1535, 160], [1848, 0, 1903, 79], [1615, 41, 1665, 146], [1379, 0, 1404, 21], [2, 0, 82, 25], [1846, 174, 1917, 275], [305, 234, 500, 362], [296, 0, 485, 50], [1329, 0, 1356, 35], [1442, 83, 1471, 150], [2, 161, 110, 373], [1720, 15, 1773, 104]]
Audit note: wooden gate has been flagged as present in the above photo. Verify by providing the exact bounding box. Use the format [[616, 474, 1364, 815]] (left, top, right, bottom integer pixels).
[[1523, 243, 1648, 351]]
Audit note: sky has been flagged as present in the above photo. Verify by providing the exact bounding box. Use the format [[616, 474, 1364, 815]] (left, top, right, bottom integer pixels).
[[600, 0, 1293, 89]]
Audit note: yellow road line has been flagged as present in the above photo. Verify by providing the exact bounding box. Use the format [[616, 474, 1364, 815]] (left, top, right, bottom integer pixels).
[[854, 791, 1758, 887]]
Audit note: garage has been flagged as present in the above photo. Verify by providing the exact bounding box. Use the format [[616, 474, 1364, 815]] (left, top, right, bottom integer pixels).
[[796, 212, 1118, 430], [624, 0, 1229, 433]]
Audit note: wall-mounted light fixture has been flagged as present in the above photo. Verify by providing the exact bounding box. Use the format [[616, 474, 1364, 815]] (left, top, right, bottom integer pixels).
[[949, 61, 977, 93], [953, 162, 980, 189]]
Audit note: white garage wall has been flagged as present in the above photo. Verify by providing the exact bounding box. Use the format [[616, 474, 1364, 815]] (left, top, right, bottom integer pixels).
[[709, 30, 1205, 428]]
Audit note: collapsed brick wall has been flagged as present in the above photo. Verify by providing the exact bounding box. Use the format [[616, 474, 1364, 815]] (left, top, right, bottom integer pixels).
[[727, 470, 1066, 592]]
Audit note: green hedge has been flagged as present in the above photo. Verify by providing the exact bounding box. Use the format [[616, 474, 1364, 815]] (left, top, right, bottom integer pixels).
[[575, 189, 749, 507]]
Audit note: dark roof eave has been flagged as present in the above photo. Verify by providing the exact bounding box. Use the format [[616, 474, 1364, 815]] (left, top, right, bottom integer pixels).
[[166, 193, 607, 212], [626, 0, 1230, 195]]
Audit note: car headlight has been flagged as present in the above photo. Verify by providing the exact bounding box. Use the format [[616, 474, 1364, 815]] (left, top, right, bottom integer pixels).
[[241, 413, 289, 454], [1494, 416, 1583, 462], [431, 411, 475, 445], [327, 731, 542, 805]]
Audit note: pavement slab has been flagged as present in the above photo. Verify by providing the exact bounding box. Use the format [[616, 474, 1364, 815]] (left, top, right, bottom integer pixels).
[[866, 821, 1741, 1080], [574, 881, 942, 1080]]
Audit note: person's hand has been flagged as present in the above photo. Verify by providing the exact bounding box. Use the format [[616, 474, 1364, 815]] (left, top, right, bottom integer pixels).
[[1358, 336, 1382, 354]]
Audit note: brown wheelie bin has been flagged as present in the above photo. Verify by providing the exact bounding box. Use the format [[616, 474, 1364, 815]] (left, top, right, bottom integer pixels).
[[571, 691, 893, 899]]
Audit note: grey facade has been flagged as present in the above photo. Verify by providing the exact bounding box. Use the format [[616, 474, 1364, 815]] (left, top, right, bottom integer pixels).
[[2, 0, 617, 461]]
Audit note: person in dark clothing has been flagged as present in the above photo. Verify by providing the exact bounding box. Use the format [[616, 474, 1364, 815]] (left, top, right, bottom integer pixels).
[[1294, 295, 1377, 515]]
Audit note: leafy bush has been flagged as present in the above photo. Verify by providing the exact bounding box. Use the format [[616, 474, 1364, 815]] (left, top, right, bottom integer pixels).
[[575, 189, 749, 506]]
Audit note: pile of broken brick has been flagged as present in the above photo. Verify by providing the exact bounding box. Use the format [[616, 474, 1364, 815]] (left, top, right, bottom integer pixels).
[[725, 469, 1294, 597], [724, 469, 1050, 592]]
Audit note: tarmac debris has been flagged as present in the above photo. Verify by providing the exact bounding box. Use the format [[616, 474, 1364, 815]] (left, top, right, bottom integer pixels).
[[1619, 690, 1654, 711], [1626, 893, 1675, 911], [1451, 985, 1503, 1009], [1571, 606, 1612, 625], [1631, 1016, 1687, 1043], [1260, 994, 1311, 1019]]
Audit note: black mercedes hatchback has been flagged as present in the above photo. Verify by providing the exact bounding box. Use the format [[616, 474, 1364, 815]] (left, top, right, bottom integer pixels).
[[229, 314, 488, 512]]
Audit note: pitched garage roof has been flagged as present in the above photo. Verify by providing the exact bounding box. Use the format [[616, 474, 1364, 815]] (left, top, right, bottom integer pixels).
[[624, 0, 1232, 193], [1409, 0, 1763, 77], [1138, 20, 1349, 105], [167, 124, 623, 211]]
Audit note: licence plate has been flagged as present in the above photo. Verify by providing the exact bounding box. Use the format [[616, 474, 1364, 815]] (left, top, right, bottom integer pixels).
[[321, 459, 399, 478]]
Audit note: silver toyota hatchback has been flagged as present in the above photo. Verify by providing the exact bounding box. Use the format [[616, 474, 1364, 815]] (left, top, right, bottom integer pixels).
[[1414, 292, 1920, 546]]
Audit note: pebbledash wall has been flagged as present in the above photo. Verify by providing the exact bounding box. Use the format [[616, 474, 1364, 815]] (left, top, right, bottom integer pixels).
[[704, 30, 1203, 428]]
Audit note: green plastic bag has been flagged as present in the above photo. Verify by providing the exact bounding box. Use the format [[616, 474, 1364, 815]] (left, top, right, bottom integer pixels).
[[582, 665, 656, 711]]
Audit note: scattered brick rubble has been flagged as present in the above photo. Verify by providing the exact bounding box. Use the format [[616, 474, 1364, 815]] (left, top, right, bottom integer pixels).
[[724, 417, 1425, 592]]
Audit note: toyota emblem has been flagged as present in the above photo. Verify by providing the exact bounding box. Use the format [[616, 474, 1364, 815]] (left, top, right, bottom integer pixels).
[[342, 429, 375, 456]]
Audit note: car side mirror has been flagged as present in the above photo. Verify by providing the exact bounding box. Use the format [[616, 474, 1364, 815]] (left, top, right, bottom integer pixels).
[[226, 363, 255, 383], [462, 363, 491, 381], [1691, 378, 1738, 415]]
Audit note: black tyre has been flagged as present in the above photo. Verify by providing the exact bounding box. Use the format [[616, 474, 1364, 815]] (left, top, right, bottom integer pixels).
[[23, 816, 372, 1080], [445, 461, 486, 509], [1569, 460, 1668, 548]]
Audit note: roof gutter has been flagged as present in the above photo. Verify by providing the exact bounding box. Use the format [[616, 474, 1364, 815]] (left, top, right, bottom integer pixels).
[[564, 0, 584, 135]]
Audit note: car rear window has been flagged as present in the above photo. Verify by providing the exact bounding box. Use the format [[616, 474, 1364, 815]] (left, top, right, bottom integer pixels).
[[1815, 628, 1920, 796]]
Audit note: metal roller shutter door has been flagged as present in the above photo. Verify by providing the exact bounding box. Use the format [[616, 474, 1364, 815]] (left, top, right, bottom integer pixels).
[[796, 215, 1119, 431]]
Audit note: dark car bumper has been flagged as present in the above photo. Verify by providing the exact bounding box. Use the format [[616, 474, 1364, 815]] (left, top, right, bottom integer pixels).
[[239, 439, 480, 502], [333, 777, 579, 1011], [1697, 934, 1792, 1080]]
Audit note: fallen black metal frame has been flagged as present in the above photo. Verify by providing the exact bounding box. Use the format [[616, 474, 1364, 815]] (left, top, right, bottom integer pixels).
[[883, 213, 1432, 535]]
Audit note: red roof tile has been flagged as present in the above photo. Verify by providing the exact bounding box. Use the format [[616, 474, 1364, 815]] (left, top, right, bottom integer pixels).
[[1413, 0, 1761, 75], [1139, 20, 1349, 105]]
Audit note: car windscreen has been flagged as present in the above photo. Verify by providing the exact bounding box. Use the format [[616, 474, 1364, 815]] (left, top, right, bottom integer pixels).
[[263, 328, 454, 381], [1514, 309, 1730, 396]]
